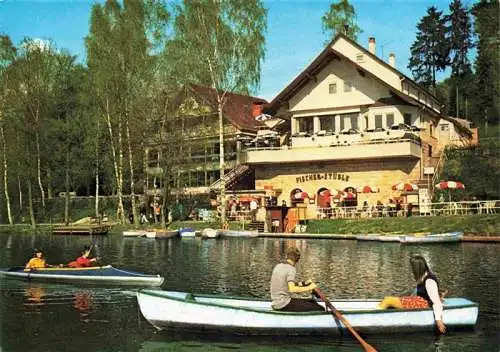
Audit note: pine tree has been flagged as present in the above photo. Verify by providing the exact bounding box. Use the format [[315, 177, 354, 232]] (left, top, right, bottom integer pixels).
[[408, 6, 449, 88], [471, 0, 499, 127]]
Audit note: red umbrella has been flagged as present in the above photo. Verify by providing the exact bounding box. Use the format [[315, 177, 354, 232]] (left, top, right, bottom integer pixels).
[[392, 182, 419, 192], [342, 191, 356, 199], [435, 181, 465, 202], [435, 181, 465, 190], [356, 185, 379, 193], [294, 191, 310, 200]]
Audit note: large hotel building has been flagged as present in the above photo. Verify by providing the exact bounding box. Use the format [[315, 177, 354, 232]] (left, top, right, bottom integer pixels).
[[146, 34, 477, 219]]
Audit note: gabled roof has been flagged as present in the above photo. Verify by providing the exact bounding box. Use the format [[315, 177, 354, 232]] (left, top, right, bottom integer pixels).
[[188, 85, 267, 132], [265, 33, 440, 114]]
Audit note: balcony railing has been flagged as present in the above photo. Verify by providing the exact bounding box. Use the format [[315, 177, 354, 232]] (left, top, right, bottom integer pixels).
[[243, 137, 421, 164]]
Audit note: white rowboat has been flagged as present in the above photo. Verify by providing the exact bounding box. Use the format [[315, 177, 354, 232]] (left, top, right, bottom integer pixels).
[[399, 231, 463, 244], [219, 230, 259, 238], [137, 290, 478, 335]]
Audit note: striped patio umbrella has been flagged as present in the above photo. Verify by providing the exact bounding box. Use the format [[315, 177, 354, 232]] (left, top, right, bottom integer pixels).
[[435, 181, 465, 190], [392, 182, 419, 192], [435, 180, 465, 202], [356, 185, 380, 193]]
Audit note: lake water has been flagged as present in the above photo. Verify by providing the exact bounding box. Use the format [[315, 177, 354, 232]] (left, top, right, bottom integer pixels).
[[0, 232, 498, 351]]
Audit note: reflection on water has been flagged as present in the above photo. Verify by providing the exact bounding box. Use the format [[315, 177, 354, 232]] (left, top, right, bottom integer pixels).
[[0, 233, 498, 352], [24, 286, 46, 307], [73, 291, 93, 316]]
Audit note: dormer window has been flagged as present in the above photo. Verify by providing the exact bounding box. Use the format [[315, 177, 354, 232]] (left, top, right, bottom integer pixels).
[[344, 80, 353, 93], [329, 83, 337, 94], [356, 53, 364, 63]]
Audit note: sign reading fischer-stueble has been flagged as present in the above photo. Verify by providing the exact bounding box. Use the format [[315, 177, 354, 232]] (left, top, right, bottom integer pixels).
[[296, 173, 350, 183]]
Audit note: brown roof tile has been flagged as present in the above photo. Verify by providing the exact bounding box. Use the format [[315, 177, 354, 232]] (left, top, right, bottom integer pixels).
[[189, 85, 268, 132]]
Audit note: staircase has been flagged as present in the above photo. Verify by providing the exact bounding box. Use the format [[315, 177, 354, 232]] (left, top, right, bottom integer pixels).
[[209, 164, 251, 190]]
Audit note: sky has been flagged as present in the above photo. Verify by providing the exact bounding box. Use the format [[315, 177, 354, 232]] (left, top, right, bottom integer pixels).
[[0, 0, 472, 101]]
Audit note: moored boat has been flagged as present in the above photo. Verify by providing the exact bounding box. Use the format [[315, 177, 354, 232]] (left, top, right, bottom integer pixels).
[[145, 230, 179, 239], [399, 231, 463, 244], [0, 265, 164, 286], [123, 230, 148, 237], [179, 227, 196, 238], [136, 290, 478, 335], [201, 228, 219, 239], [219, 230, 259, 238]]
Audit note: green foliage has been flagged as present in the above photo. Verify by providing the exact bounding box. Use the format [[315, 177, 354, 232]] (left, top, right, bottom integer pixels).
[[167, 0, 267, 95], [321, 0, 362, 42], [471, 0, 500, 127], [445, 0, 474, 76], [306, 215, 500, 235], [408, 6, 449, 88], [442, 138, 500, 200]]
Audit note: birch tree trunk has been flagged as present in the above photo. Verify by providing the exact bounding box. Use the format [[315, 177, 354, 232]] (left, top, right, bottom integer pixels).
[[64, 148, 70, 225], [95, 117, 100, 220], [218, 99, 226, 226], [27, 181, 36, 229], [125, 115, 138, 227], [35, 132, 45, 208], [105, 98, 125, 223], [0, 125, 13, 224]]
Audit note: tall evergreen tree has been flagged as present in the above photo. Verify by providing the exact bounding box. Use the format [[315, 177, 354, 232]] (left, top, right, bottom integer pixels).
[[321, 0, 362, 42], [408, 6, 449, 88], [443, 0, 474, 118], [471, 0, 499, 127], [446, 0, 474, 76]]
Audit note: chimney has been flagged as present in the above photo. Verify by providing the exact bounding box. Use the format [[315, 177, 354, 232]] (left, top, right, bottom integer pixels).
[[251, 101, 264, 119], [389, 53, 396, 68], [368, 37, 376, 55]]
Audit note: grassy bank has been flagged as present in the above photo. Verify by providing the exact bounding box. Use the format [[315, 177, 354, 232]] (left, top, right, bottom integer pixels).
[[305, 215, 499, 235], [2, 214, 498, 236]]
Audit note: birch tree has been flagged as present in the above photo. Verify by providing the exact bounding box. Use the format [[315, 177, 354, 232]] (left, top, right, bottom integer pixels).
[[0, 35, 16, 224], [168, 0, 267, 225]]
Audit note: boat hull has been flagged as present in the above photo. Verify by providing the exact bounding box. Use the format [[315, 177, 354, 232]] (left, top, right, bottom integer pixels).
[[220, 230, 259, 238], [0, 265, 164, 286], [137, 290, 478, 335], [145, 230, 178, 239], [400, 232, 463, 244], [123, 230, 147, 237]]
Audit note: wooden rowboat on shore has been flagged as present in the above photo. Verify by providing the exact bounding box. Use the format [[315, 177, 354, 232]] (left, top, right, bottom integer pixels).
[[0, 265, 164, 286], [137, 290, 478, 335]]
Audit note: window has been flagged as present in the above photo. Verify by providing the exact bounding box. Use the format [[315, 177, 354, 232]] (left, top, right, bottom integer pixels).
[[440, 124, 449, 131], [428, 145, 432, 157], [328, 83, 337, 94], [319, 115, 335, 132], [297, 117, 314, 134], [356, 54, 364, 63], [386, 113, 394, 128], [375, 115, 383, 129], [338, 113, 358, 131], [343, 81, 353, 93], [403, 113, 412, 126]]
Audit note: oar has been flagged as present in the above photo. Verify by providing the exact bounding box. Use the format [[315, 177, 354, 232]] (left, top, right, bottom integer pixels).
[[314, 288, 377, 352]]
